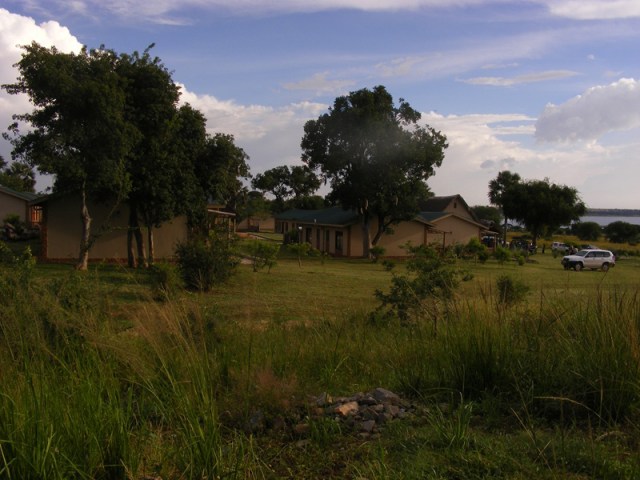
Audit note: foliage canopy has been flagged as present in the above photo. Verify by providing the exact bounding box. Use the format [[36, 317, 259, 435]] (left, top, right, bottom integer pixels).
[[301, 85, 447, 257]]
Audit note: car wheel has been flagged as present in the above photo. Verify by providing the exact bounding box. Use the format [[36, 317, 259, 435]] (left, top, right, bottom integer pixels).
[[601, 263, 609, 272], [574, 263, 583, 271]]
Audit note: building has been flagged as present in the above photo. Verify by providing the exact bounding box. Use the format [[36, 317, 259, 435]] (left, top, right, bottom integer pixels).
[[275, 195, 494, 257]]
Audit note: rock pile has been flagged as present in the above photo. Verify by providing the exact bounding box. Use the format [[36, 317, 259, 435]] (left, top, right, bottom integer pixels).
[[298, 387, 415, 438]]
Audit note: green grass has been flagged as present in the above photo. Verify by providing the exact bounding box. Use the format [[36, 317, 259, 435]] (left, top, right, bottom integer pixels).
[[3, 245, 640, 478]]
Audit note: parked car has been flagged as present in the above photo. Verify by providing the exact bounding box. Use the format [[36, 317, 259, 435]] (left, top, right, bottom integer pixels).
[[561, 249, 616, 271], [551, 241, 569, 252]]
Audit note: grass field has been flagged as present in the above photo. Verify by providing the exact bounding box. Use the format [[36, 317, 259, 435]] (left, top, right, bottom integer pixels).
[[2, 239, 640, 478]]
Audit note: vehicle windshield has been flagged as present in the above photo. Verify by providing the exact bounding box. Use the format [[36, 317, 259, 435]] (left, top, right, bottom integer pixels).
[[574, 250, 590, 257]]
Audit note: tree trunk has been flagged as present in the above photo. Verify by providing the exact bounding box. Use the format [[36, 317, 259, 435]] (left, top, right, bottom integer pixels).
[[361, 213, 372, 258], [135, 226, 147, 268], [147, 226, 155, 266], [127, 206, 137, 268], [128, 202, 147, 268], [76, 184, 91, 271], [371, 212, 387, 246]]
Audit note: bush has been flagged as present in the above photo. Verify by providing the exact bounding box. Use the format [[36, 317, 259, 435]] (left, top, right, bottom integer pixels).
[[496, 274, 529, 305], [287, 242, 311, 267], [369, 245, 385, 262], [374, 244, 468, 323], [175, 230, 239, 291], [493, 246, 511, 264], [148, 262, 183, 300], [244, 240, 279, 272]]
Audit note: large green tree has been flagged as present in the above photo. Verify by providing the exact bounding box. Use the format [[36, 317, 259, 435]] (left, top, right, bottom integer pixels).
[[503, 177, 586, 244], [603, 221, 640, 244], [488, 170, 521, 243], [117, 46, 181, 267], [252, 164, 320, 212], [301, 85, 447, 257], [0, 156, 36, 193], [3, 43, 135, 270]]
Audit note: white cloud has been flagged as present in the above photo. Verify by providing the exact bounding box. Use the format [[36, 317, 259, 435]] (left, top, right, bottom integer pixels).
[[421, 111, 630, 208], [542, 0, 640, 20], [535, 78, 640, 142], [0, 9, 82, 173], [179, 84, 327, 172], [39, 0, 498, 21], [463, 70, 578, 86], [371, 30, 564, 81]]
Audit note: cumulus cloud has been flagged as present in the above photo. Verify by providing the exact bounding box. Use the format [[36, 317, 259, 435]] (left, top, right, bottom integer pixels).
[[0, 9, 82, 169], [179, 84, 327, 172], [463, 70, 578, 87], [535, 78, 640, 142]]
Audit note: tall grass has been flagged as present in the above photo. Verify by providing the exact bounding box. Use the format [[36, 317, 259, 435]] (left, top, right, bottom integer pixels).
[[1, 251, 640, 476]]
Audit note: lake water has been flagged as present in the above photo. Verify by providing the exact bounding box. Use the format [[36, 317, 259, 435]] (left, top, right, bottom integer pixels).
[[581, 216, 640, 226]]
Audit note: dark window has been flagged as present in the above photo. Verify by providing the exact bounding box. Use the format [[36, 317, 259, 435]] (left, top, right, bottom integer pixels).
[[306, 227, 312, 243], [335, 231, 343, 252]]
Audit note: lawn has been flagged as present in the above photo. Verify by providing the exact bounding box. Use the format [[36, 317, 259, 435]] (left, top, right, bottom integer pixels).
[[2, 243, 640, 478]]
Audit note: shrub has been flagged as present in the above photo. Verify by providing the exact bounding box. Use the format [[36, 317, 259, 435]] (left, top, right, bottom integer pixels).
[[464, 237, 488, 263], [493, 245, 511, 264], [287, 241, 311, 267], [369, 245, 385, 262], [496, 274, 529, 305], [374, 244, 468, 324], [175, 230, 239, 291], [244, 240, 279, 272], [148, 262, 183, 300]]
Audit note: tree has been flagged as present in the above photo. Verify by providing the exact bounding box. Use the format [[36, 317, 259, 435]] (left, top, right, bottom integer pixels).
[[502, 178, 586, 244], [117, 46, 181, 267], [488, 171, 521, 244], [603, 221, 640, 244], [196, 133, 250, 212], [0, 156, 36, 193], [470, 205, 502, 230], [572, 221, 601, 242], [3, 43, 135, 270], [236, 190, 272, 223], [301, 85, 447, 257], [251, 164, 320, 212]]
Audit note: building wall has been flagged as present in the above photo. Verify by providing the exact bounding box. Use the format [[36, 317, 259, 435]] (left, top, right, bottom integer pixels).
[[42, 194, 188, 261], [0, 191, 28, 222], [433, 216, 480, 246], [279, 218, 435, 258], [442, 197, 473, 220], [377, 220, 429, 256]]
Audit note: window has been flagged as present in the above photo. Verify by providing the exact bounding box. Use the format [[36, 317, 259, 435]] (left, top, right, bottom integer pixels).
[[335, 231, 343, 252], [305, 227, 312, 243], [29, 206, 43, 225]]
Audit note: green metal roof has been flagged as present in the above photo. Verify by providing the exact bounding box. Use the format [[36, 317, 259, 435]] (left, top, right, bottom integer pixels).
[[0, 184, 39, 202]]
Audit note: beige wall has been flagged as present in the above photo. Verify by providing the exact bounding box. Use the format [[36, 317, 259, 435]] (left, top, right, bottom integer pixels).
[[441, 197, 474, 220], [283, 218, 435, 258], [43, 194, 188, 261], [432, 216, 481, 246], [0, 191, 28, 222]]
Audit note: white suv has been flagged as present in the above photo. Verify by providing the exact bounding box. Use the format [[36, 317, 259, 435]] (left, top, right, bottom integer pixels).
[[561, 249, 616, 271]]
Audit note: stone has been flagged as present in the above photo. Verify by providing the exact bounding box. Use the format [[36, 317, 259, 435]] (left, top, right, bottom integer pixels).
[[372, 387, 400, 405], [361, 420, 376, 433], [334, 401, 359, 417]]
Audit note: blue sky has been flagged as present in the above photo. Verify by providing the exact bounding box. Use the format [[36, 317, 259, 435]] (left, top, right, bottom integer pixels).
[[1, 1, 640, 208]]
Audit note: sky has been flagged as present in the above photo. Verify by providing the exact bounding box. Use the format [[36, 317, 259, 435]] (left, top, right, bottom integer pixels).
[[1, 0, 639, 209]]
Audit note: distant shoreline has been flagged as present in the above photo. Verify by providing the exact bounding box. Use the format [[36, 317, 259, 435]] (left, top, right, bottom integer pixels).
[[586, 209, 640, 217]]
